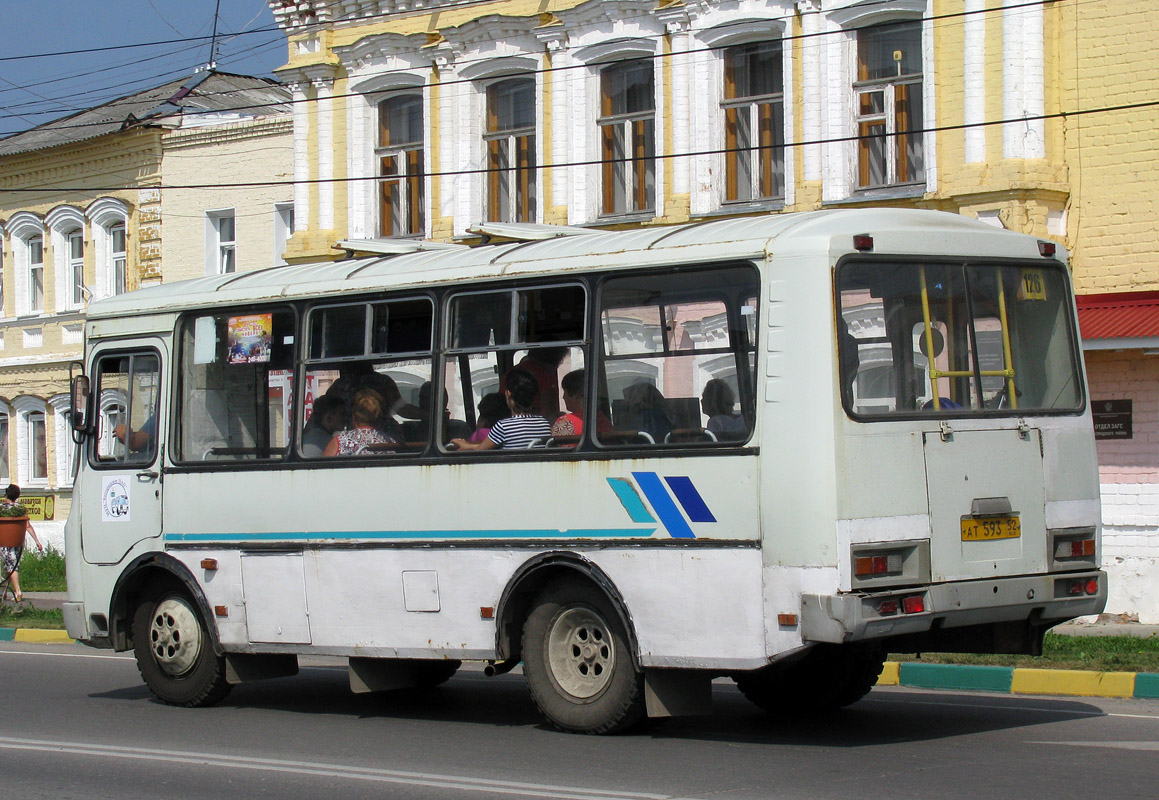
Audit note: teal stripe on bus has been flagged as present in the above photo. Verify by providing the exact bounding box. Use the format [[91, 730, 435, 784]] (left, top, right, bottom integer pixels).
[[163, 528, 657, 542], [606, 478, 657, 523]]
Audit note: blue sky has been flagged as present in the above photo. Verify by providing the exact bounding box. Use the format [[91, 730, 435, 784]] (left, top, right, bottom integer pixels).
[[0, 0, 287, 137]]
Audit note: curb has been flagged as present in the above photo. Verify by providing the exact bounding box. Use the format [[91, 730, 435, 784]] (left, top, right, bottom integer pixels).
[[879, 661, 1159, 700], [0, 627, 74, 644]]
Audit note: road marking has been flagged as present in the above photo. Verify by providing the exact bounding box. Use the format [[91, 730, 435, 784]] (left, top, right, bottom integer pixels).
[[0, 737, 679, 800], [0, 648, 133, 661], [1032, 741, 1159, 751]]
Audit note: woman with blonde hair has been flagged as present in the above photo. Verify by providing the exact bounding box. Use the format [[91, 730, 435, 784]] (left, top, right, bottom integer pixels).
[[323, 389, 399, 456]]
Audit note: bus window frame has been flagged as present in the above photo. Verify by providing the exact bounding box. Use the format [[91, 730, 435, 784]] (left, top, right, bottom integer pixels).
[[835, 253, 1088, 423], [170, 303, 300, 467], [88, 347, 163, 470], [300, 292, 438, 459], [592, 261, 761, 450]]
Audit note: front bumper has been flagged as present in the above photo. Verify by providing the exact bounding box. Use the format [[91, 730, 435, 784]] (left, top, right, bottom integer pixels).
[[800, 570, 1107, 644]]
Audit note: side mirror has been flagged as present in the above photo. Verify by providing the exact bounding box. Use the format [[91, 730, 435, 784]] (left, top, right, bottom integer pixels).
[[70, 374, 90, 434]]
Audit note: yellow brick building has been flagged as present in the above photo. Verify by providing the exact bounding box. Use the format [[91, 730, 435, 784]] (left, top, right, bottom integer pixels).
[[0, 72, 291, 548]]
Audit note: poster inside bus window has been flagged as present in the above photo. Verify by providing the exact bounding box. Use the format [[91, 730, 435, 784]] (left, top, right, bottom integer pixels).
[[228, 313, 273, 364]]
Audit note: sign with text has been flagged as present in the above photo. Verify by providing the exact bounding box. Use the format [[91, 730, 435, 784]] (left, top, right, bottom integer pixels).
[[21, 495, 55, 521], [1093, 399, 1132, 440]]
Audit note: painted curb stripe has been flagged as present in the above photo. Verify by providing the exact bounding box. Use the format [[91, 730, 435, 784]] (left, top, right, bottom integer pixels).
[[663, 476, 717, 523], [898, 662, 1013, 692], [632, 471, 695, 538], [1134, 673, 1159, 699], [0, 628, 73, 643], [877, 662, 900, 685], [1011, 668, 1135, 698]]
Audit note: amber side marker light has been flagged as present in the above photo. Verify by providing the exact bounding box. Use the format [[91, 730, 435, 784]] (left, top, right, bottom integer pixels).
[[480, 607, 494, 619], [201, 558, 218, 570], [777, 614, 798, 627], [214, 606, 228, 617]]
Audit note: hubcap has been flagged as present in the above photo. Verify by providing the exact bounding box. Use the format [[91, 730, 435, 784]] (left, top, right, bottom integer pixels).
[[148, 596, 202, 677], [546, 606, 614, 699]]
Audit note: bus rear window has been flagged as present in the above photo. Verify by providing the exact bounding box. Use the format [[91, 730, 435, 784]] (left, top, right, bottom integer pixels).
[[837, 260, 1084, 417]]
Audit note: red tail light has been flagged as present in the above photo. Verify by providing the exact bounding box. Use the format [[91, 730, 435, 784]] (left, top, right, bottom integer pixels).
[[902, 595, 925, 614]]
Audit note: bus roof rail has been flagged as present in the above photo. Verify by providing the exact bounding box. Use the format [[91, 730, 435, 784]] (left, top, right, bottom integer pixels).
[[333, 238, 469, 257], [467, 221, 600, 242]]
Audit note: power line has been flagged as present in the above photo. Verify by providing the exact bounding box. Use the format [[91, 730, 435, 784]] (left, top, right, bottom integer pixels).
[[5, 96, 1155, 194]]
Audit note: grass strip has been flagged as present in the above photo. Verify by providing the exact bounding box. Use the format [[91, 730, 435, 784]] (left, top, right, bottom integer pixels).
[[890, 632, 1159, 674], [0, 606, 65, 630]]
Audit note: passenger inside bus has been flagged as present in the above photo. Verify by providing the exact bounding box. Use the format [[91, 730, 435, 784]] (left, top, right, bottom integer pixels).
[[551, 369, 612, 444], [467, 392, 510, 444], [620, 381, 674, 442], [322, 389, 399, 456], [451, 369, 552, 451], [701, 379, 746, 439], [324, 368, 406, 443], [401, 382, 472, 444], [301, 395, 347, 458], [500, 347, 568, 419]]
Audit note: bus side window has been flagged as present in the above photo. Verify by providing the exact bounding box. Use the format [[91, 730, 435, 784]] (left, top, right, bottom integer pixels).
[[444, 284, 587, 451], [301, 297, 434, 457], [175, 309, 295, 462], [595, 265, 759, 447], [94, 353, 160, 465]]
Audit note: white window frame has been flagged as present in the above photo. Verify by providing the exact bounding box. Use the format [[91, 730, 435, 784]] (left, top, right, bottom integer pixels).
[[0, 410, 9, 484], [274, 203, 294, 265], [720, 39, 786, 205], [375, 93, 425, 238], [47, 205, 87, 312], [206, 210, 236, 275], [13, 395, 48, 488], [27, 236, 45, 314], [482, 76, 537, 224], [48, 394, 75, 489], [0, 222, 6, 318], [86, 197, 130, 299], [596, 58, 657, 218]]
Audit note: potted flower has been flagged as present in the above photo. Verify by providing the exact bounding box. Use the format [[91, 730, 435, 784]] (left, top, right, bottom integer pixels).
[[0, 502, 28, 549]]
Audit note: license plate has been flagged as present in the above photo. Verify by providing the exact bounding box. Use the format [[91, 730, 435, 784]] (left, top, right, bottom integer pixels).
[[961, 515, 1021, 541]]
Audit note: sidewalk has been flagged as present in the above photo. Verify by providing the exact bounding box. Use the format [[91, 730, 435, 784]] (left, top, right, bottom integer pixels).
[[3, 595, 1157, 699]]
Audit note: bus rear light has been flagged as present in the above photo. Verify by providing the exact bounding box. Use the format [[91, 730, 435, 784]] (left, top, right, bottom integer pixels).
[[901, 595, 925, 614], [1038, 240, 1057, 257], [853, 234, 874, 251], [878, 599, 899, 615], [1085, 579, 1099, 596], [1055, 538, 1095, 559], [854, 553, 904, 577]]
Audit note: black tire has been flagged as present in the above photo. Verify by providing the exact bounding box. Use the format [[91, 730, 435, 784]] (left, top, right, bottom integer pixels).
[[734, 644, 882, 714], [410, 659, 462, 689], [132, 586, 231, 707], [522, 578, 645, 734]]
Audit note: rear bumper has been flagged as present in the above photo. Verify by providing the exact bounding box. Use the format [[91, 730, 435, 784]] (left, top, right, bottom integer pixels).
[[800, 570, 1107, 644]]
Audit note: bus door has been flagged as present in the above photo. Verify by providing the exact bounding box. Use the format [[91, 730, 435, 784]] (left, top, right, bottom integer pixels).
[[82, 343, 166, 565]]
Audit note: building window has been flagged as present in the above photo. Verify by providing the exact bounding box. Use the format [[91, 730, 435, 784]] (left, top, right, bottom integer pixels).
[[0, 240, 5, 316], [0, 414, 8, 482], [723, 41, 784, 203], [599, 60, 655, 216], [377, 94, 424, 237], [854, 21, 924, 190], [208, 211, 236, 274], [484, 78, 536, 223], [68, 230, 85, 306], [22, 409, 47, 485], [274, 203, 294, 265], [28, 236, 44, 312], [110, 224, 127, 295]]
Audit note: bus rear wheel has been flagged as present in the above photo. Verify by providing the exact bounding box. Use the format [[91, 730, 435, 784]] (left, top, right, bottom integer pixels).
[[132, 587, 231, 707], [522, 579, 644, 734], [734, 644, 883, 713]]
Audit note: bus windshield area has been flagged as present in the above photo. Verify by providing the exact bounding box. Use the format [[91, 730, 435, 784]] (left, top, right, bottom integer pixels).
[[837, 260, 1084, 417]]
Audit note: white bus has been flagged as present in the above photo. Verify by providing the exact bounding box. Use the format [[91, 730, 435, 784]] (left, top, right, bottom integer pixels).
[[64, 209, 1106, 734]]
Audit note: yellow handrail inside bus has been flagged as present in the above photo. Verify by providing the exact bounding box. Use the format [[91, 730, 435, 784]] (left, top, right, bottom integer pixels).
[[918, 266, 941, 411], [995, 271, 1018, 409]]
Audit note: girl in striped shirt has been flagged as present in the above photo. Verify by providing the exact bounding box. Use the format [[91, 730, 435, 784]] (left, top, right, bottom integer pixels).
[[451, 368, 552, 451]]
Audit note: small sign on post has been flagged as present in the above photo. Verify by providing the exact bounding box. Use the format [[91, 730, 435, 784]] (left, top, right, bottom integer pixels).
[[1092, 399, 1132, 440]]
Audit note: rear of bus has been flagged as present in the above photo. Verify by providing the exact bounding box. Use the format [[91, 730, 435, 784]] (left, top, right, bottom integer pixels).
[[798, 215, 1105, 663]]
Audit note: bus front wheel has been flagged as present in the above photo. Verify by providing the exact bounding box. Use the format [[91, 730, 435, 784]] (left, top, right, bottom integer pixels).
[[132, 588, 231, 707], [522, 579, 644, 734]]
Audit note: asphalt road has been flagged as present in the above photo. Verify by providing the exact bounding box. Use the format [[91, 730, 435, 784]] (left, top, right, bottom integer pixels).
[[1, 641, 1156, 800]]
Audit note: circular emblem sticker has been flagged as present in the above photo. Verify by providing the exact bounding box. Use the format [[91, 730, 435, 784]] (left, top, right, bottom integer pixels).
[[101, 476, 131, 522]]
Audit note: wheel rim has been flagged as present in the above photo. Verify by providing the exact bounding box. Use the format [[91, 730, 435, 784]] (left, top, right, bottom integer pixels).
[[545, 605, 615, 699], [147, 596, 203, 677]]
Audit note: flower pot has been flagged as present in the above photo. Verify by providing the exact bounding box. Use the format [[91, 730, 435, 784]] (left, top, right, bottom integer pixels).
[[0, 517, 27, 549]]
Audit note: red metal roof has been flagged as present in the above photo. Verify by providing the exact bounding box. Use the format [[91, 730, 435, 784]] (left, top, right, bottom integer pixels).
[[1076, 291, 1159, 340]]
